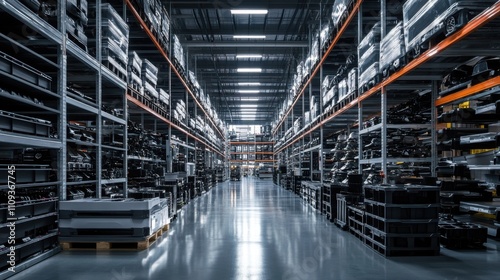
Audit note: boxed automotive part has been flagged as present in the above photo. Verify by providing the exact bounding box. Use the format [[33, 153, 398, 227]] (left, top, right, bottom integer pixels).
[[331, 0, 349, 28], [402, 0, 496, 57], [338, 78, 348, 102]]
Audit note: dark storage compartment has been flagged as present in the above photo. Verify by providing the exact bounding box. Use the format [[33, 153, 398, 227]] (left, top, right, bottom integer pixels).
[[0, 51, 52, 90]]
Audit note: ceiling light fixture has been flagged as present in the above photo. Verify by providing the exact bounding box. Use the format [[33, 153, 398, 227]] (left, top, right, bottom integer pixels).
[[236, 55, 263, 59], [238, 82, 261, 86], [239, 90, 259, 94], [237, 68, 262, 73], [231, 9, 268, 15], [233, 35, 266, 39], [242, 98, 259, 101], [240, 104, 259, 108]]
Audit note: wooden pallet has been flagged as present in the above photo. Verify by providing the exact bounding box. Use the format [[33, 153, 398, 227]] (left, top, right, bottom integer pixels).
[[61, 224, 170, 251]]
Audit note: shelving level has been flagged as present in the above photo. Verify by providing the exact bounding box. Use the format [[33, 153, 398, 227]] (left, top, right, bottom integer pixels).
[[0, 1, 63, 277], [272, 0, 500, 254], [124, 0, 227, 210], [229, 135, 275, 178]]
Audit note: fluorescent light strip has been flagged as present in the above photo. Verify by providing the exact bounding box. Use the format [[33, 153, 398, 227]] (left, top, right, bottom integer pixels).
[[240, 104, 258, 108], [233, 35, 266, 39], [231, 9, 268, 15], [237, 68, 262, 73], [238, 82, 261, 86], [239, 90, 259, 94], [236, 55, 263, 59], [242, 98, 259, 101]]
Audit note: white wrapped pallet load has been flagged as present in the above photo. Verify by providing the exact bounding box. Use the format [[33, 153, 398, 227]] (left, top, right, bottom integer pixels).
[[347, 68, 357, 94], [379, 22, 405, 78], [158, 88, 169, 106]]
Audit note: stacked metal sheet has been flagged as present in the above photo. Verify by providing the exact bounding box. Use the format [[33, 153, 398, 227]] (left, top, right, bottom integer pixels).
[[66, 0, 88, 48], [159, 5, 170, 51], [158, 88, 170, 109], [142, 59, 159, 101], [127, 51, 143, 92], [100, 3, 129, 77], [59, 197, 169, 241], [358, 22, 381, 92], [173, 35, 186, 71], [173, 100, 186, 123], [380, 22, 405, 78]]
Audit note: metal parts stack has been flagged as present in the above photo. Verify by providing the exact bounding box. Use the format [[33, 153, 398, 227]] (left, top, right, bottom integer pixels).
[[358, 22, 382, 93], [66, 0, 88, 49], [128, 51, 143, 93], [59, 197, 169, 242], [99, 3, 129, 80], [379, 22, 405, 78], [142, 59, 159, 102]]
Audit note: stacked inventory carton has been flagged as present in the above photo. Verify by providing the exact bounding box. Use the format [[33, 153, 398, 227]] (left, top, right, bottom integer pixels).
[[379, 22, 405, 78], [142, 59, 159, 102], [100, 3, 129, 78], [128, 51, 143, 93], [357, 22, 382, 93]]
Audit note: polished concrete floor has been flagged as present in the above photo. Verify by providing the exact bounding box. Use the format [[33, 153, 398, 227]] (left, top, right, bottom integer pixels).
[[10, 177, 500, 280]]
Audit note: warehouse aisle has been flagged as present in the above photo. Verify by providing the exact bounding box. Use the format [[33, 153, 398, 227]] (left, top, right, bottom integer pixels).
[[10, 177, 500, 280]]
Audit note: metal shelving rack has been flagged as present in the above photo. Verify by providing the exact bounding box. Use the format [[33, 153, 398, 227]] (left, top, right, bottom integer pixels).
[[0, 0, 228, 277], [273, 0, 500, 181]]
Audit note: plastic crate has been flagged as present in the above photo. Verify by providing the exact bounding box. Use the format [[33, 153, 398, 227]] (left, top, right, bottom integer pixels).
[[364, 184, 440, 204]]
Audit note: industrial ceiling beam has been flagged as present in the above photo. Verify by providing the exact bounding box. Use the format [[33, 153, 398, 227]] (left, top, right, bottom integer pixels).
[[182, 41, 308, 48]]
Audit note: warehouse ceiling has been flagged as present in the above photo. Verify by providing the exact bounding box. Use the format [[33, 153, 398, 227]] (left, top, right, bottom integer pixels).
[[164, 0, 332, 126]]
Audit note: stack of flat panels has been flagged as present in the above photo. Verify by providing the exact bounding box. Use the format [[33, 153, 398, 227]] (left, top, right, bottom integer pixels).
[[127, 51, 143, 92], [59, 197, 169, 242], [100, 3, 129, 78], [66, 0, 88, 48], [142, 59, 159, 101], [358, 22, 381, 93], [173, 35, 185, 71], [158, 88, 170, 109], [173, 100, 186, 123], [159, 5, 170, 51], [380, 22, 406, 78]]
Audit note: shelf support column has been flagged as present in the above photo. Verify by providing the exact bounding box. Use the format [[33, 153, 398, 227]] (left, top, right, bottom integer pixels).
[[381, 86, 388, 184], [431, 81, 438, 177], [358, 102, 363, 174], [96, 0, 103, 198], [58, 0, 67, 201]]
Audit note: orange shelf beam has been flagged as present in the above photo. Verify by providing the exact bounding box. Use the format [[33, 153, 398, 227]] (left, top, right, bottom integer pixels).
[[272, 0, 364, 136], [358, 1, 500, 103], [125, 0, 225, 141], [436, 76, 500, 106], [229, 141, 274, 145], [126, 93, 225, 158], [276, 1, 500, 154]]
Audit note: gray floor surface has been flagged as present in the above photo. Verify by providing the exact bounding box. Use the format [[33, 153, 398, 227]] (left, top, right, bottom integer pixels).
[[9, 177, 500, 280]]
